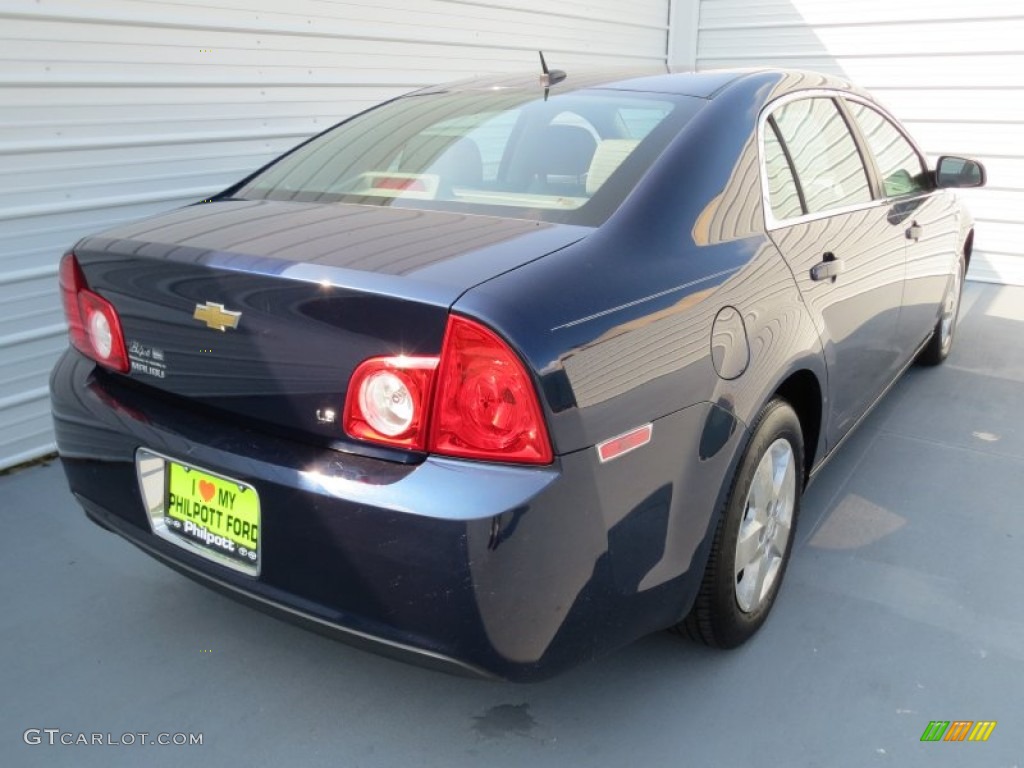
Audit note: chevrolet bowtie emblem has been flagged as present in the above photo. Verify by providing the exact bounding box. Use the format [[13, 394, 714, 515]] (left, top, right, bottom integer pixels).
[[193, 302, 241, 331]]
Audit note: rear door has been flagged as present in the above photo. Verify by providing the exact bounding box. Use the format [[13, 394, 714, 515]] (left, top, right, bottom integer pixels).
[[762, 95, 908, 445], [843, 98, 961, 354]]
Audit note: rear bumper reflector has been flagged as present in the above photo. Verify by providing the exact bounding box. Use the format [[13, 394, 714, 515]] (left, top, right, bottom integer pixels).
[[596, 424, 653, 463]]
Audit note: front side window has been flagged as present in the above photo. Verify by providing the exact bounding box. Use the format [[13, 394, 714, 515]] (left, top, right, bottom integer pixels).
[[234, 90, 701, 225], [846, 101, 929, 198], [771, 98, 872, 215]]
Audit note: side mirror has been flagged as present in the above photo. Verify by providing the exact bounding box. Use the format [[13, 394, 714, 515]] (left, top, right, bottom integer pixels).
[[935, 156, 986, 188]]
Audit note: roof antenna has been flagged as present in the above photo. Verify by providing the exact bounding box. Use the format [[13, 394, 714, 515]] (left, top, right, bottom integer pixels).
[[538, 51, 566, 99]]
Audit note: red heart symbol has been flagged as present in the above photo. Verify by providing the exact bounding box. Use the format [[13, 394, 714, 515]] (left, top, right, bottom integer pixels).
[[198, 480, 216, 503]]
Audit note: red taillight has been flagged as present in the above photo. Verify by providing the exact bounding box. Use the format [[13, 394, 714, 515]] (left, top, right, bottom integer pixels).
[[430, 316, 552, 465], [343, 357, 438, 450], [59, 253, 130, 373], [343, 315, 553, 465], [59, 253, 89, 353]]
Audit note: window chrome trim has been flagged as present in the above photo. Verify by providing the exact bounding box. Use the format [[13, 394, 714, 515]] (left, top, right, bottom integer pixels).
[[758, 89, 936, 231]]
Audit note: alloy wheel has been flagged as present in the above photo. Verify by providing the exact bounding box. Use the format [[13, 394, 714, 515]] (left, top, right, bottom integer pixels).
[[734, 438, 797, 614]]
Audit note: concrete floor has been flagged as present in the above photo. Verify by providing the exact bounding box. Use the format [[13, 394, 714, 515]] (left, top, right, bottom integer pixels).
[[2, 283, 1022, 768]]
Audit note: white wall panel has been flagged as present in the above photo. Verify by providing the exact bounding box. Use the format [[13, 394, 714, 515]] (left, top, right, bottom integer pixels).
[[0, 0, 669, 469], [680, 0, 1024, 285]]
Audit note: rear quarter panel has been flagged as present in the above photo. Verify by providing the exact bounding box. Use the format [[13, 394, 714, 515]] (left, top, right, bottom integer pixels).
[[455, 73, 829, 596]]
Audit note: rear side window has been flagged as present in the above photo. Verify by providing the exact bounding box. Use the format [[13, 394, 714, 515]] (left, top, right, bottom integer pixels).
[[846, 101, 929, 198], [762, 121, 804, 220], [771, 98, 872, 215]]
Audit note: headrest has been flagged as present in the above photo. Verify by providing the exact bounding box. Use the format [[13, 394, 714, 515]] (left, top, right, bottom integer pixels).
[[532, 124, 598, 178]]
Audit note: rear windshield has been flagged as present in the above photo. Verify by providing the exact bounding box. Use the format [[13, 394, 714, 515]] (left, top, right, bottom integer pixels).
[[232, 89, 703, 225]]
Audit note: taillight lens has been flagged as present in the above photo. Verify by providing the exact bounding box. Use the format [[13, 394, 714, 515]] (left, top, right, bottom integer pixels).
[[430, 316, 552, 465], [59, 253, 130, 373], [343, 357, 438, 450], [343, 315, 553, 465], [59, 252, 89, 353]]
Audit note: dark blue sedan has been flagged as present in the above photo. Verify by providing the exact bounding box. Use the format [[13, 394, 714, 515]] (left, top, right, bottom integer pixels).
[[51, 68, 985, 680]]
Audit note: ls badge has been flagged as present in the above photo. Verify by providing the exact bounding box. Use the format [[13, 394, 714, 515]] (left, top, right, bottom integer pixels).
[[193, 302, 241, 331]]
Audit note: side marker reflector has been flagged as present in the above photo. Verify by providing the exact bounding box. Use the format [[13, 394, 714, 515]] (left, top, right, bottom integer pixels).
[[597, 424, 653, 463]]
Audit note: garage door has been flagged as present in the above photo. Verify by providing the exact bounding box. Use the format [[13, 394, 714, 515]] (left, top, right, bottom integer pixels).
[[686, 0, 1024, 286], [0, 0, 670, 470]]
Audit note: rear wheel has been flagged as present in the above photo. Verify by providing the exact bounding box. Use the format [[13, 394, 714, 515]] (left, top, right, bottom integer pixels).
[[918, 254, 964, 366], [680, 398, 803, 648]]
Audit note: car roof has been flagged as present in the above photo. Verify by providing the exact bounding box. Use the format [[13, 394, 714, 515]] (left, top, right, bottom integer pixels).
[[411, 68, 865, 101]]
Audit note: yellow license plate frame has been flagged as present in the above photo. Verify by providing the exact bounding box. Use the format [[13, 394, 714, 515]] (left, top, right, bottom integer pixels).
[[163, 460, 260, 574]]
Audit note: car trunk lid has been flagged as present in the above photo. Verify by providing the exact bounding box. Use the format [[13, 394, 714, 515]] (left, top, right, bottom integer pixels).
[[72, 200, 588, 447]]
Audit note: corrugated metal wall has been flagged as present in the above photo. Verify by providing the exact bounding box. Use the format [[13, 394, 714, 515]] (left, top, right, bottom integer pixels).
[[684, 0, 1024, 286], [0, 0, 670, 470]]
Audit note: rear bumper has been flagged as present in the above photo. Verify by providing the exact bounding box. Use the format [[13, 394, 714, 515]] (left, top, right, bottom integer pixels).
[[79, 496, 496, 679], [51, 350, 737, 680]]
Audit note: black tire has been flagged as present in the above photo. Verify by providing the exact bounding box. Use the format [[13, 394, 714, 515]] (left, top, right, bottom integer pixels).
[[917, 254, 965, 366], [679, 398, 804, 649]]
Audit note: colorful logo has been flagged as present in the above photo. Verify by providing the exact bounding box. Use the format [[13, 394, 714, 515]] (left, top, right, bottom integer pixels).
[[192, 302, 241, 332], [920, 721, 997, 742]]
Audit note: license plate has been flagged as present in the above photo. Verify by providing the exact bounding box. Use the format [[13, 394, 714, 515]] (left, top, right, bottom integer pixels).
[[136, 450, 261, 575], [163, 461, 260, 571]]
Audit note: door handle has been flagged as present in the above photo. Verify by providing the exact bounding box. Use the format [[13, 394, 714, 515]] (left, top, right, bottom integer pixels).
[[906, 221, 923, 241], [810, 252, 844, 283]]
